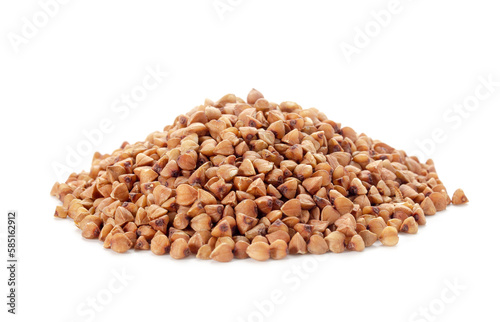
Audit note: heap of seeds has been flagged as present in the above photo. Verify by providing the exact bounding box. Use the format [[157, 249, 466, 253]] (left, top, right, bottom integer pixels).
[[51, 89, 468, 262]]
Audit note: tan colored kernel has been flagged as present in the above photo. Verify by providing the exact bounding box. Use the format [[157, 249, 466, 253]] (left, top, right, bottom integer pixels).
[[210, 243, 234, 262], [54, 205, 68, 218], [379, 226, 399, 246], [307, 235, 328, 255], [429, 192, 447, 212], [234, 240, 250, 259], [135, 236, 150, 250], [110, 233, 132, 253], [289, 232, 307, 255], [281, 199, 302, 217], [358, 230, 377, 247], [270, 240, 288, 260], [150, 233, 170, 255], [196, 244, 213, 260], [452, 189, 468, 205], [176, 184, 198, 206], [246, 242, 270, 261], [82, 222, 100, 239], [347, 234, 365, 252], [400, 217, 418, 234], [324, 231, 345, 253], [170, 238, 190, 260]]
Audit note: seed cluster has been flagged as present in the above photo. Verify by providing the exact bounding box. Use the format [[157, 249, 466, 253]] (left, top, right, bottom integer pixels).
[[51, 89, 468, 261]]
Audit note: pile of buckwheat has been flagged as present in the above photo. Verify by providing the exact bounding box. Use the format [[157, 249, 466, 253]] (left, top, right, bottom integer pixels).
[[51, 89, 468, 262]]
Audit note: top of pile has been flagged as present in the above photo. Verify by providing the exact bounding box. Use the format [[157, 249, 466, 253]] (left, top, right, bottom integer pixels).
[[51, 89, 468, 261]]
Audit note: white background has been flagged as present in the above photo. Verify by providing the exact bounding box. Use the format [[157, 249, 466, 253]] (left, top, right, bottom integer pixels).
[[1, 1, 499, 322]]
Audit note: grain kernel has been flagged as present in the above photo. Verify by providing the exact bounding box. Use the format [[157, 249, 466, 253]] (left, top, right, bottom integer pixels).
[[347, 234, 365, 252], [334, 196, 354, 215], [400, 217, 418, 234], [170, 238, 190, 259], [135, 236, 150, 250], [289, 232, 307, 255], [324, 231, 345, 253], [110, 233, 133, 253], [281, 199, 302, 217], [452, 189, 468, 205], [270, 240, 288, 260], [234, 240, 250, 259], [307, 235, 328, 255], [358, 230, 377, 247], [429, 192, 447, 212], [176, 184, 198, 206], [210, 243, 234, 262], [82, 222, 100, 239], [379, 226, 399, 246], [151, 232, 171, 255], [246, 242, 270, 261]]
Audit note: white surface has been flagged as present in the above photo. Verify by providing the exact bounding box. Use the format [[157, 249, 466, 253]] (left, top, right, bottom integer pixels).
[[1, 1, 499, 322]]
